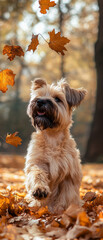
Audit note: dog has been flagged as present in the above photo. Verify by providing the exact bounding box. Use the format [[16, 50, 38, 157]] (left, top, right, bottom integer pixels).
[[25, 78, 86, 213]]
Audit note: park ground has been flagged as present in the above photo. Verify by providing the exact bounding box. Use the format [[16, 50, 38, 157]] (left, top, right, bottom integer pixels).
[[0, 154, 103, 239]]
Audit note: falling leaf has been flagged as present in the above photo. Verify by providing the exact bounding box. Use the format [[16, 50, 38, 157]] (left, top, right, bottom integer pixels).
[[6, 132, 22, 147], [27, 34, 39, 52], [39, 0, 56, 14], [3, 45, 24, 61], [48, 29, 70, 55], [0, 69, 15, 93]]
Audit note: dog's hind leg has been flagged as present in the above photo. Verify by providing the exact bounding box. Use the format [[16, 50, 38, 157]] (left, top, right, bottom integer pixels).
[[52, 176, 81, 213]]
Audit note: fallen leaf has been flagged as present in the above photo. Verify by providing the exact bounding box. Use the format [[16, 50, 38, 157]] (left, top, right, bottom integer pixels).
[[99, 211, 103, 222], [27, 34, 39, 52], [51, 219, 59, 227], [0, 195, 10, 215], [83, 191, 96, 202], [0, 69, 15, 93], [90, 221, 103, 239], [6, 132, 22, 147], [37, 206, 49, 217], [46, 226, 66, 238], [48, 29, 70, 55], [66, 224, 91, 239], [3, 45, 24, 61], [5, 224, 18, 240], [61, 204, 81, 228], [39, 0, 56, 14], [78, 211, 91, 227], [94, 180, 103, 189], [0, 162, 103, 239]]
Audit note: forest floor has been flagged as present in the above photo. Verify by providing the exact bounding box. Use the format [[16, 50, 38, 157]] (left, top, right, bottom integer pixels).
[[0, 154, 103, 240]]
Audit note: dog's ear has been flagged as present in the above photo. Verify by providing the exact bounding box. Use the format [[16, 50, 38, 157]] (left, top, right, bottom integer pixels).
[[32, 78, 47, 90], [65, 84, 87, 107]]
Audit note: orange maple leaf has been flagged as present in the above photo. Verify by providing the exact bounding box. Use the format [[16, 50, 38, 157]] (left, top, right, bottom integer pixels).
[[48, 29, 70, 55], [39, 0, 56, 14], [0, 69, 15, 93], [3, 45, 24, 61], [6, 132, 22, 147], [27, 34, 39, 52]]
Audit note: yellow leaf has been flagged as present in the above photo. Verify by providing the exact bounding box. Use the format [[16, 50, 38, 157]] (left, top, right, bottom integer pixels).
[[37, 206, 49, 217], [78, 211, 91, 227], [0, 69, 15, 93]]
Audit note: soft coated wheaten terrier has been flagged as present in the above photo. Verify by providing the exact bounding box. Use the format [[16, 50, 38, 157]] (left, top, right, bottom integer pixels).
[[25, 78, 86, 213]]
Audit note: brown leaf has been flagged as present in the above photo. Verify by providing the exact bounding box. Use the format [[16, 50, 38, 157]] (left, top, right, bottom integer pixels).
[[83, 191, 97, 202], [39, 0, 56, 14], [0, 69, 15, 93], [6, 132, 22, 147], [51, 219, 59, 227], [3, 45, 24, 61], [61, 204, 81, 228], [66, 224, 91, 239], [48, 29, 70, 55], [46, 226, 66, 238], [27, 34, 39, 52]]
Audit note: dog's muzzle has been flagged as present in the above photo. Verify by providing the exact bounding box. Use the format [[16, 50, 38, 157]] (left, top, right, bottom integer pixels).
[[31, 98, 58, 130]]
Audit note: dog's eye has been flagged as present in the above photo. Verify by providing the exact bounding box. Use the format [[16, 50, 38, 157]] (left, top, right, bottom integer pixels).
[[55, 97, 62, 103]]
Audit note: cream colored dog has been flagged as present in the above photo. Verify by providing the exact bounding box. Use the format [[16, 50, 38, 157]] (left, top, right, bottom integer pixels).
[[25, 78, 86, 213]]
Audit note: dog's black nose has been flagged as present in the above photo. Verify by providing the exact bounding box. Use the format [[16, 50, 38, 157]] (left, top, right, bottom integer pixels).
[[37, 99, 46, 107]]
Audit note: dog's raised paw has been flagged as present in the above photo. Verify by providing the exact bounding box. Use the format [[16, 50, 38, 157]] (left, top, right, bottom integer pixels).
[[32, 188, 48, 200]]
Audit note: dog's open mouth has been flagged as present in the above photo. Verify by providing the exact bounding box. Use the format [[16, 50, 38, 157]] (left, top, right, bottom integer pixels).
[[37, 111, 46, 116]]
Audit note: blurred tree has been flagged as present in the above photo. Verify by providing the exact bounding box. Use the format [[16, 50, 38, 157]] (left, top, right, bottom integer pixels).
[[85, 0, 103, 163], [0, 0, 99, 157]]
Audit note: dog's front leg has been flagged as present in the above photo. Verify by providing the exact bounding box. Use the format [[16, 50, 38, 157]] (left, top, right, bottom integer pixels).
[[25, 164, 50, 200]]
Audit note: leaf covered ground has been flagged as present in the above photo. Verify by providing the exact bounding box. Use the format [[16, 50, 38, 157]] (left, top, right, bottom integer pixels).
[[0, 155, 103, 240]]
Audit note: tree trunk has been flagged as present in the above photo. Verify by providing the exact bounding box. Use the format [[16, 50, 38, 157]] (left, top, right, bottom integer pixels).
[[84, 0, 103, 163], [58, 0, 65, 78]]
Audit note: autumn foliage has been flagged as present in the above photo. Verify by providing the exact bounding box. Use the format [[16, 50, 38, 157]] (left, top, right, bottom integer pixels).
[[0, 0, 69, 95], [0, 1, 103, 239], [39, 0, 56, 14], [48, 29, 70, 55], [6, 132, 22, 147], [27, 34, 39, 52], [0, 160, 103, 239], [0, 0, 70, 148], [0, 69, 15, 93], [0, 29, 70, 95], [3, 45, 24, 61]]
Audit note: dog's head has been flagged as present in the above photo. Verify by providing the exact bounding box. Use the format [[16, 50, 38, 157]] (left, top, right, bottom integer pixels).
[[27, 78, 87, 131]]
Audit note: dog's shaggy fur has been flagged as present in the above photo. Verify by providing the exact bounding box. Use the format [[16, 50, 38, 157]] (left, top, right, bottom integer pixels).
[[25, 78, 86, 213]]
